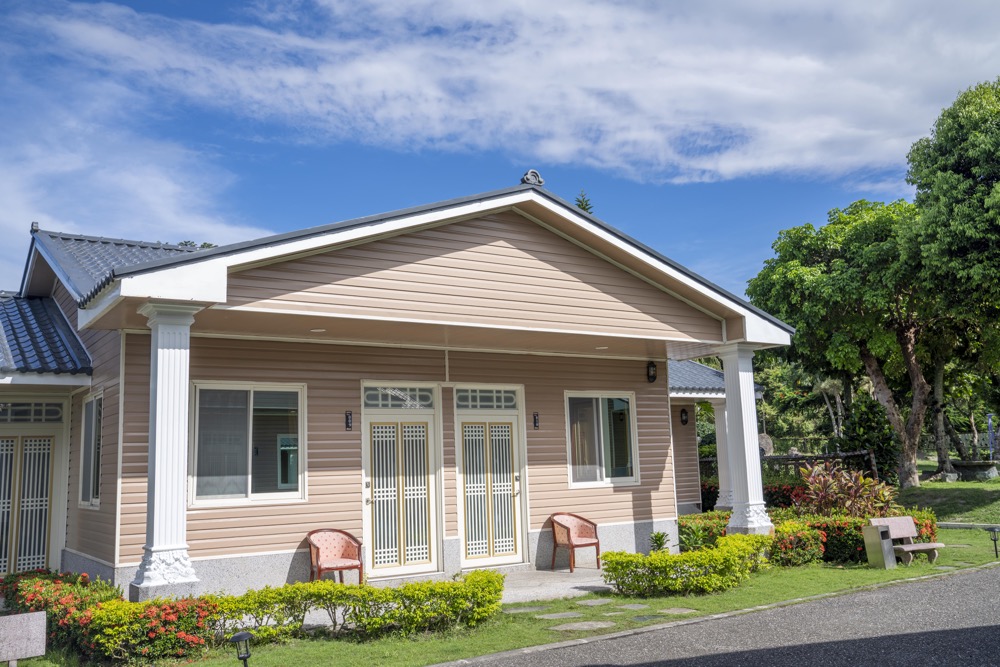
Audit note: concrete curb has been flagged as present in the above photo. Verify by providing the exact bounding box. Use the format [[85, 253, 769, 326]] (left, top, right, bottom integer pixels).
[[433, 560, 1000, 666]]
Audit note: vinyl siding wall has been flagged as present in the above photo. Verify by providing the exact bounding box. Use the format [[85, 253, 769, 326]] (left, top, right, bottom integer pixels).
[[227, 212, 722, 342], [52, 281, 120, 564], [118, 335, 675, 563], [671, 402, 702, 509]]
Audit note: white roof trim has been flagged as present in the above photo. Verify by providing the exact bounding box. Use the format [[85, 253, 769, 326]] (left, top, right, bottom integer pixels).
[[0, 372, 92, 387]]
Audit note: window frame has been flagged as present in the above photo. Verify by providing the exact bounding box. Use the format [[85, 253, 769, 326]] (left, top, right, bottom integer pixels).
[[564, 391, 640, 488], [79, 393, 103, 509], [189, 382, 308, 508]]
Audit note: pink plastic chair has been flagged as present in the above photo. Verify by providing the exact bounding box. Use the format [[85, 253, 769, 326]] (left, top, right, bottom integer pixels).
[[550, 513, 601, 572], [306, 528, 364, 583]]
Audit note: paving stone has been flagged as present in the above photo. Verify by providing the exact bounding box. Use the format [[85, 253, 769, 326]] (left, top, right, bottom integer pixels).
[[948, 544, 971, 548], [617, 604, 649, 610], [632, 615, 661, 622], [658, 607, 699, 615], [603, 612, 626, 616], [576, 599, 614, 606], [953, 562, 974, 566], [536, 611, 583, 619], [549, 621, 617, 631], [504, 606, 549, 614], [934, 565, 957, 570]]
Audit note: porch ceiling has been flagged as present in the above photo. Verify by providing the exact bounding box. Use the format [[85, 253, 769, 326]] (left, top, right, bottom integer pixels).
[[93, 297, 722, 360]]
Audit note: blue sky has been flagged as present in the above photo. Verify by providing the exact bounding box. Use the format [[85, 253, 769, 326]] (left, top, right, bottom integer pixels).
[[3, 1, 1000, 296]]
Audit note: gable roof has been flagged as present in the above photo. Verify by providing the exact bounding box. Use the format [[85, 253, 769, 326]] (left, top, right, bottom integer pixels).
[[0, 293, 92, 375], [25, 227, 202, 304], [668, 359, 725, 393]]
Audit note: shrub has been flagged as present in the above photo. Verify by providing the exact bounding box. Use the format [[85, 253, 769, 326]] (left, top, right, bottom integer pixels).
[[771, 521, 825, 566], [78, 597, 218, 662], [649, 531, 669, 552], [701, 481, 806, 511], [602, 533, 771, 597], [794, 461, 899, 517], [0, 570, 121, 648], [678, 510, 730, 549]]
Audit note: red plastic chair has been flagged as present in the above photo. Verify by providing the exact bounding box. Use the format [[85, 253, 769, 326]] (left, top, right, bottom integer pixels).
[[550, 513, 601, 572], [306, 528, 364, 583]]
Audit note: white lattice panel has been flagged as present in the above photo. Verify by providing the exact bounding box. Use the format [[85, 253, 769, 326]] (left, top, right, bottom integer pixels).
[[0, 438, 14, 573], [401, 424, 429, 563], [16, 437, 51, 571], [462, 424, 489, 558], [370, 424, 400, 567], [490, 424, 516, 555]]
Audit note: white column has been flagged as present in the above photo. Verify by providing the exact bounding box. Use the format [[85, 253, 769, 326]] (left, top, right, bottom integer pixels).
[[131, 303, 202, 592], [710, 399, 734, 511], [718, 344, 773, 535]]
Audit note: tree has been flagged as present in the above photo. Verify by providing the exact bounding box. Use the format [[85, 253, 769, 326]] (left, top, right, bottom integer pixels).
[[748, 200, 933, 488], [907, 77, 1000, 317], [178, 240, 218, 249], [575, 190, 593, 214]]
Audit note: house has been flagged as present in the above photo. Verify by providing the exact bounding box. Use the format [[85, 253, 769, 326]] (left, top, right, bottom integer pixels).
[[0, 172, 791, 600]]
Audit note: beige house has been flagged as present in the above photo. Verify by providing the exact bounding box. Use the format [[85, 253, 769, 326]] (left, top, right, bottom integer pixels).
[[0, 173, 790, 600]]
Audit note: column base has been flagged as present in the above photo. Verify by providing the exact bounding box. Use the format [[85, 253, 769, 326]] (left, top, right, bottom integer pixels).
[[129, 546, 198, 601], [714, 489, 735, 512], [726, 503, 774, 535]]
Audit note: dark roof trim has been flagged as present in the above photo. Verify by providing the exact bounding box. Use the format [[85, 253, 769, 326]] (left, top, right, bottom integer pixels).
[[0, 295, 92, 375]]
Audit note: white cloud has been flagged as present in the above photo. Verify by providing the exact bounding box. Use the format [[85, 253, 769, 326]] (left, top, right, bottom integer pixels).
[[2, 0, 999, 286]]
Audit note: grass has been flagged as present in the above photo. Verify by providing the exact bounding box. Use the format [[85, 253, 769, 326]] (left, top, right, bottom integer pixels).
[[900, 458, 1000, 524], [23, 528, 999, 667]]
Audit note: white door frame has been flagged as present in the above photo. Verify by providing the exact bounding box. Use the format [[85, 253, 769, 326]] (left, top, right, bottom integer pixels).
[[0, 396, 70, 574], [360, 382, 442, 578], [454, 384, 528, 569]]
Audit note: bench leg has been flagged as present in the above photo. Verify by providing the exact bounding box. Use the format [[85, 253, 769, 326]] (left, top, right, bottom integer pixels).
[[927, 549, 939, 564], [899, 552, 914, 566]]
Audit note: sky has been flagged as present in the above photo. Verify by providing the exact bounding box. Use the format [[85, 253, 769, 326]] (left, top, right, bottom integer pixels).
[[2, 1, 1000, 297]]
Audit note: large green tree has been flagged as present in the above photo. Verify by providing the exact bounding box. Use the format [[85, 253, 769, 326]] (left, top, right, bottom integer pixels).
[[907, 77, 1000, 315], [748, 200, 933, 488]]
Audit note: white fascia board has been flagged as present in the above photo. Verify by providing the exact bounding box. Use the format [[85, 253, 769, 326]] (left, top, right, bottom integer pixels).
[[77, 285, 124, 330], [0, 372, 92, 387], [120, 261, 228, 303], [669, 390, 725, 400], [526, 196, 792, 347]]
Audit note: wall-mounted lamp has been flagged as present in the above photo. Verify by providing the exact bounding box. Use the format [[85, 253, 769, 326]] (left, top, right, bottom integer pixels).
[[533, 412, 540, 430], [680, 409, 689, 426], [646, 361, 657, 383], [345, 411, 353, 431]]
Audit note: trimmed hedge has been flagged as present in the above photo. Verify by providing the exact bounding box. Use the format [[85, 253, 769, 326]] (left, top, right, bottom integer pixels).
[[679, 507, 936, 564], [771, 521, 824, 566], [0, 569, 505, 664], [602, 533, 772, 597]]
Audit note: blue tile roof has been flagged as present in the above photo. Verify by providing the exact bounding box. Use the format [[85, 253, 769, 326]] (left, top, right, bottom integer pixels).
[[0, 294, 92, 375], [31, 229, 202, 305], [668, 359, 725, 393]]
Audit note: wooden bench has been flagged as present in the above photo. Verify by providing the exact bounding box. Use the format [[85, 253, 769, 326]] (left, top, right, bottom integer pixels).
[[869, 517, 944, 565]]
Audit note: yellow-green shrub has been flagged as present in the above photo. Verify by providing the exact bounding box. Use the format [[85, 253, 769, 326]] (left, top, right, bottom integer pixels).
[[602, 533, 771, 597]]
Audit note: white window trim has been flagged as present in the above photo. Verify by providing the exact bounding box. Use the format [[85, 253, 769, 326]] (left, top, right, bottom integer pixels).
[[564, 390, 640, 488], [79, 392, 103, 509], [189, 381, 308, 508]]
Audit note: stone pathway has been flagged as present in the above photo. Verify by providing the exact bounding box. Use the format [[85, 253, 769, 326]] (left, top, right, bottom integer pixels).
[[549, 621, 616, 631]]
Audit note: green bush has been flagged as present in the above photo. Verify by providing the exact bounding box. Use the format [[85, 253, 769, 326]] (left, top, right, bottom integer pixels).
[[2, 568, 505, 664], [771, 521, 825, 566], [678, 510, 730, 547], [602, 533, 771, 597]]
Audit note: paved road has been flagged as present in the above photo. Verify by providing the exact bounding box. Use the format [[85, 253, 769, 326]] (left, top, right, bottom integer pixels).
[[454, 566, 1000, 667]]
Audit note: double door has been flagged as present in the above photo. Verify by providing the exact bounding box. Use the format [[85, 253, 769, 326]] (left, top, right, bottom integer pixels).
[[0, 435, 52, 574], [460, 418, 522, 566]]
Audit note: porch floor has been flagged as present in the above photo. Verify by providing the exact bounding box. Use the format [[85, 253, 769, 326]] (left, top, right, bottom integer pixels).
[[499, 567, 610, 604]]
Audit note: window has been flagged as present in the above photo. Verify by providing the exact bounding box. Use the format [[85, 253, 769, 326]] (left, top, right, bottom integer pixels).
[[194, 386, 304, 501], [567, 394, 636, 484], [80, 396, 102, 506]]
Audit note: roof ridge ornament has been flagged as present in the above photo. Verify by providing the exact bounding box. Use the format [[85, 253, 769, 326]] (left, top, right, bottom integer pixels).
[[30, 221, 39, 232], [520, 169, 544, 186]]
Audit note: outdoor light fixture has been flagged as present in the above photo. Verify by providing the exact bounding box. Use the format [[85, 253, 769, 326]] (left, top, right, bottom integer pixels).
[[533, 412, 540, 429], [345, 411, 353, 431], [987, 527, 1000, 559], [229, 631, 253, 667], [646, 361, 657, 383], [680, 409, 689, 426]]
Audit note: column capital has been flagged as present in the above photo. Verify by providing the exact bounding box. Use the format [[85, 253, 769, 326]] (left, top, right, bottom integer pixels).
[[138, 302, 203, 327], [714, 343, 756, 361]]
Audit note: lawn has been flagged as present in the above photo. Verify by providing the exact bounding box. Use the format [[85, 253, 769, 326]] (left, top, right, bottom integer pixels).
[[23, 529, 999, 667], [900, 459, 1000, 524]]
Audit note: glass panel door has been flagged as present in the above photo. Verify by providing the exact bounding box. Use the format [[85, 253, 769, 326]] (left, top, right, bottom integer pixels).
[[0, 436, 52, 574], [461, 419, 520, 565]]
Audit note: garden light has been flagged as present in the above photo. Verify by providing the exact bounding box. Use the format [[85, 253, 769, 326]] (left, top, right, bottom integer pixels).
[[229, 631, 253, 666], [986, 527, 1000, 559]]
